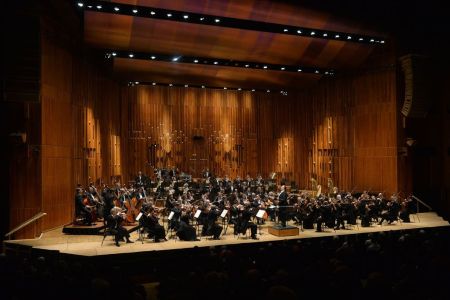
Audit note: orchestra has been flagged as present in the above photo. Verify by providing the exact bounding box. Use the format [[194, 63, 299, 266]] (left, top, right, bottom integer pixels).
[[73, 168, 418, 245]]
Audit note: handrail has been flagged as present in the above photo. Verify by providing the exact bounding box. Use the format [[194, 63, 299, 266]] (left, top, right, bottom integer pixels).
[[4, 212, 47, 239], [412, 195, 432, 211]]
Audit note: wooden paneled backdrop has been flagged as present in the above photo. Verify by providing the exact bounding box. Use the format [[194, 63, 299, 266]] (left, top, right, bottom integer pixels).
[[5, 4, 402, 239]]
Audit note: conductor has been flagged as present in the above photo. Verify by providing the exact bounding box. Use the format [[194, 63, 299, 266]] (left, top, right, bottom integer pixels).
[[278, 185, 289, 227]]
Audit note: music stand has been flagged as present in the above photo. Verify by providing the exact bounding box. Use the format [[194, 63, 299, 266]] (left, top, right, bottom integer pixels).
[[220, 209, 228, 236], [167, 211, 176, 240], [194, 209, 202, 239], [135, 212, 144, 244], [256, 209, 266, 236]]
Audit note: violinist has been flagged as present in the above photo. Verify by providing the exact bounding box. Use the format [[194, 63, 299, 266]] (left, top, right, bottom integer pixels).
[[176, 214, 199, 241], [107, 207, 133, 247], [140, 207, 167, 242], [234, 202, 258, 240], [201, 204, 222, 240]]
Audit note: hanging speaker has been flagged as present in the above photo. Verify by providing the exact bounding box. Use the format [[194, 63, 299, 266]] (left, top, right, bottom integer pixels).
[[399, 54, 431, 118]]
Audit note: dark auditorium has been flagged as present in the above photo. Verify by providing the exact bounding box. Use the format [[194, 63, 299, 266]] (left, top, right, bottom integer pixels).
[[1, 1, 449, 299]]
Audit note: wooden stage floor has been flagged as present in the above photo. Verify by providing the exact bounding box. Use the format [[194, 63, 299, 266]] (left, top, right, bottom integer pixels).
[[4, 212, 448, 258]]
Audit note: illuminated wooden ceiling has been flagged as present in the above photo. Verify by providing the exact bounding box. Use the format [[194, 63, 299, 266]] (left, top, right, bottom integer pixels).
[[80, 0, 387, 90]]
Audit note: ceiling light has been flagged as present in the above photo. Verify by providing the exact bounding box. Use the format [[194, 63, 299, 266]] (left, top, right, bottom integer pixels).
[[172, 57, 180, 61], [150, 11, 155, 15], [213, 61, 218, 65], [135, 81, 139, 84], [77, 2, 83, 7], [152, 82, 156, 85], [215, 19, 220, 23], [169, 84, 173, 87], [281, 67, 285, 70], [325, 71, 329, 75], [201, 85, 205, 88], [266, 90, 270, 93], [167, 13, 172, 17], [224, 87, 227, 90], [251, 89, 255, 92], [347, 36, 352, 40], [200, 17, 205, 21], [183, 15, 189, 19], [323, 33, 328, 37], [185, 84, 189, 87], [151, 56, 156, 59], [87, 5, 92, 8], [370, 38, 375, 42], [245, 64, 249, 68], [238, 88, 242, 91], [297, 30, 302, 34], [114, 7, 120, 11], [129, 54, 134, 58], [263, 65, 268, 69], [112, 52, 117, 56], [315, 70, 319, 74], [380, 40, 385, 44], [297, 69, 302, 72], [311, 31, 315, 35], [359, 38, 363, 41], [335, 34, 340, 38], [132, 9, 138, 14], [96, 5, 102, 9], [194, 59, 198, 63], [283, 28, 288, 32]]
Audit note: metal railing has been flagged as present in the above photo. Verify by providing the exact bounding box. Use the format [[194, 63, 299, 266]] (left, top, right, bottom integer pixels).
[[4, 212, 47, 240]]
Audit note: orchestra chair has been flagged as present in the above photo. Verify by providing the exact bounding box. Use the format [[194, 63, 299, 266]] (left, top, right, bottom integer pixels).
[[101, 218, 118, 246]]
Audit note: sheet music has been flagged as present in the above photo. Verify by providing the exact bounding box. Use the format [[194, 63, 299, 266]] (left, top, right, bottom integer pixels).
[[194, 209, 202, 219], [135, 212, 143, 221], [256, 209, 266, 218], [220, 209, 228, 218], [168, 211, 175, 220]]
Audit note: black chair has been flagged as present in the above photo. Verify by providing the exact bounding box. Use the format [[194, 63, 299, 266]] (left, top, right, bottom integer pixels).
[[101, 217, 118, 246]]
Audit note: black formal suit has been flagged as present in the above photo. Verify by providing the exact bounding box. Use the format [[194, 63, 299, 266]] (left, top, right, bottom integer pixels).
[[278, 190, 289, 227]]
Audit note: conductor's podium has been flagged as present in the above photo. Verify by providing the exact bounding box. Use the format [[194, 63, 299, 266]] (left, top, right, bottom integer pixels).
[[268, 225, 299, 237]]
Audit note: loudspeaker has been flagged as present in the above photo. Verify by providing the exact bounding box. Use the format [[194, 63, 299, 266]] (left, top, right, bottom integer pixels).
[[399, 54, 431, 118]]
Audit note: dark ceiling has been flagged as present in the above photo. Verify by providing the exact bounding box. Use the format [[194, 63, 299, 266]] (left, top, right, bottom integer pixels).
[[79, 0, 393, 90]]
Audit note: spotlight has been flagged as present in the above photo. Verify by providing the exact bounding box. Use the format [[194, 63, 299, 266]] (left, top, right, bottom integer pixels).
[[213, 61, 218, 65], [77, 2, 84, 7], [200, 17, 205, 21], [87, 5, 92, 8], [183, 15, 189, 19], [281, 67, 285, 70], [297, 69, 302, 72], [358, 38, 363, 41], [129, 54, 134, 58], [325, 71, 329, 75], [283, 28, 288, 32], [323, 33, 328, 37], [370, 38, 375, 42], [172, 57, 180, 62], [238, 88, 242, 91], [335, 34, 340, 38], [347, 36, 352, 40], [311, 31, 315, 35], [223, 87, 227, 90], [380, 40, 385, 44], [135, 81, 139, 84], [245, 64, 249, 68], [315, 70, 319, 74], [132, 9, 138, 14], [215, 19, 220, 23], [151, 56, 156, 59], [297, 30, 302, 34], [150, 11, 156, 15], [114, 7, 120, 11], [194, 59, 198, 63], [152, 82, 156, 85], [263, 65, 268, 69], [112, 52, 117, 56], [167, 13, 172, 17], [96, 5, 102, 9]]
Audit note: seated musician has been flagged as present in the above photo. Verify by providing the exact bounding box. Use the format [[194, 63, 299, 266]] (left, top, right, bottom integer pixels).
[[169, 202, 182, 231], [107, 207, 133, 247], [74, 187, 93, 226], [176, 214, 199, 241], [234, 202, 258, 240], [378, 197, 401, 225], [201, 204, 223, 240], [140, 207, 166, 242]]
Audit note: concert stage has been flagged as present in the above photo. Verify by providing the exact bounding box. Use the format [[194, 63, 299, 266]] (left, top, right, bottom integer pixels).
[[4, 213, 448, 259]]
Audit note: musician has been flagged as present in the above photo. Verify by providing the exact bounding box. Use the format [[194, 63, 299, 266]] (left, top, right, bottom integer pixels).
[[378, 197, 401, 225], [399, 196, 413, 222], [176, 214, 199, 241], [168, 202, 182, 231], [107, 207, 133, 247], [140, 207, 166, 242], [135, 171, 145, 188], [235, 202, 258, 240], [278, 185, 289, 227], [74, 187, 93, 225], [201, 204, 222, 239]]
